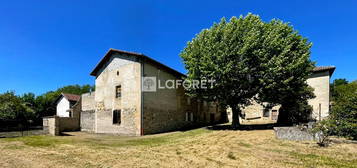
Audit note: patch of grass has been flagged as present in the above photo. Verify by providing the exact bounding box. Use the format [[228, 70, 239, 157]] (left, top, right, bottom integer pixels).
[[238, 142, 252, 148], [3, 144, 25, 150], [1, 128, 212, 148], [289, 151, 357, 168], [109, 128, 212, 147], [3, 136, 71, 147]]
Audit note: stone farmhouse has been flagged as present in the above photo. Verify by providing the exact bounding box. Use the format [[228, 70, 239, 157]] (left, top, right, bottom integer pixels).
[[79, 49, 224, 136], [45, 48, 335, 136]]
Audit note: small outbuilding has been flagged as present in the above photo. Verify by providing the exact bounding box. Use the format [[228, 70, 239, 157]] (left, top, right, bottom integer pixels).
[[55, 93, 80, 117]]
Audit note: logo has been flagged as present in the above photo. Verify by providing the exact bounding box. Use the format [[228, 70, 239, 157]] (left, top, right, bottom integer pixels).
[[142, 77, 157, 92]]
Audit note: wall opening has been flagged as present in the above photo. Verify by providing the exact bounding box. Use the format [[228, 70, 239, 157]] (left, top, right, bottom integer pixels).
[[115, 85, 121, 98], [113, 109, 121, 125], [263, 108, 270, 117]]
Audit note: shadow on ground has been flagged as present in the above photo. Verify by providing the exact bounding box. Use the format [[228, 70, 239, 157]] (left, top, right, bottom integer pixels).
[[206, 124, 275, 131]]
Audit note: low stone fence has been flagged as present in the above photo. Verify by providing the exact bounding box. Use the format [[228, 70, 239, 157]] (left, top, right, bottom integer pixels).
[[274, 126, 318, 141], [43, 116, 80, 136]]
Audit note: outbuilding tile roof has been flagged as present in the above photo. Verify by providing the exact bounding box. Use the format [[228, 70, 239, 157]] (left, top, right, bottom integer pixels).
[[62, 93, 81, 102]]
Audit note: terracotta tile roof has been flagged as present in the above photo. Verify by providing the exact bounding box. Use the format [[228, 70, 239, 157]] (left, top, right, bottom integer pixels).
[[313, 66, 336, 76], [62, 93, 81, 102], [313, 66, 335, 72], [90, 48, 186, 78]]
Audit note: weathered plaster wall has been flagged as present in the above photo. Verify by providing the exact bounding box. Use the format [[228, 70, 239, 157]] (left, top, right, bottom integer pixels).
[[94, 53, 142, 136], [80, 110, 95, 132], [43, 117, 59, 135], [81, 93, 96, 132], [227, 101, 280, 125], [227, 71, 331, 124], [142, 62, 222, 134], [56, 97, 70, 117], [43, 115, 80, 135], [307, 71, 330, 120], [58, 117, 80, 132], [82, 92, 95, 111]]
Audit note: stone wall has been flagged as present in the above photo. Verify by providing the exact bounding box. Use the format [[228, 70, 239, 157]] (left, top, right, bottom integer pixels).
[[58, 117, 80, 132], [82, 92, 95, 111], [43, 99, 81, 135], [81, 110, 95, 132], [95, 108, 138, 135], [94, 53, 142, 136], [274, 127, 317, 141], [43, 116, 80, 136], [43, 117, 59, 136], [81, 93, 96, 132], [142, 62, 223, 135]]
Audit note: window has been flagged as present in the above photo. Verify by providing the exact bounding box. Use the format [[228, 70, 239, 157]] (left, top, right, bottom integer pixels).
[[263, 108, 270, 117], [271, 110, 278, 120], [113, 110, 121, 124], [115, 85, 121, 98], [116, 71, 119, 76], [185, 112, 193, 121]]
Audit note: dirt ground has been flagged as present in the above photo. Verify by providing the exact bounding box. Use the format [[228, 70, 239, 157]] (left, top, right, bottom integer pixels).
[[0, 128, 356, 168]]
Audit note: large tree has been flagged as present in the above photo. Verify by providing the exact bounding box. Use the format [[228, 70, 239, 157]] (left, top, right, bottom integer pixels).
[[330, 81, 357, 139], [180, 14, 314, 128]]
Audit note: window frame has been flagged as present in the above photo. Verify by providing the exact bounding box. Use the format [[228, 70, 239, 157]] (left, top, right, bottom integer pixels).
[[115, 85, 122, 98]]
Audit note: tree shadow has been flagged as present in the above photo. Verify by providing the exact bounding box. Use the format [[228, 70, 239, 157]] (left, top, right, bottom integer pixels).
[[206, 124, 275, 131], [60, 132, 74, 136]]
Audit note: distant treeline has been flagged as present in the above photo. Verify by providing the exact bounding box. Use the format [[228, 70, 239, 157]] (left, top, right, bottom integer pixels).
[[0, 84, 94, 128]]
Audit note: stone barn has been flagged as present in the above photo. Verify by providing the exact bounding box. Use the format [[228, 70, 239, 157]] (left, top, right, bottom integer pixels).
[[80, 49, 225, 136]]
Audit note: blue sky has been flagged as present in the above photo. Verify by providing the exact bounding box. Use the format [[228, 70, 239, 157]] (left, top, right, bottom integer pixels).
[[0, 0, 356, 95]]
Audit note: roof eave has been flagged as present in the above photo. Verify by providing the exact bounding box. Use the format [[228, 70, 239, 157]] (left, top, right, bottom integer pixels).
[[90, 48, 186, 78]]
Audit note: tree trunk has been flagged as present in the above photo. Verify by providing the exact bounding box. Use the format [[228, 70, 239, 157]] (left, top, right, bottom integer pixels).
[[231, 106, 241, 130], [276, 105, 292, 126]]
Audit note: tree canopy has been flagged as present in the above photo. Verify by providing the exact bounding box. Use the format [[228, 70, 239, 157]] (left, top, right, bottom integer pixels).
[[0, 91, 34, 121], [0, 84, 94, 126], [180, 14, 314, 128], [330, 78, 349, 99]]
